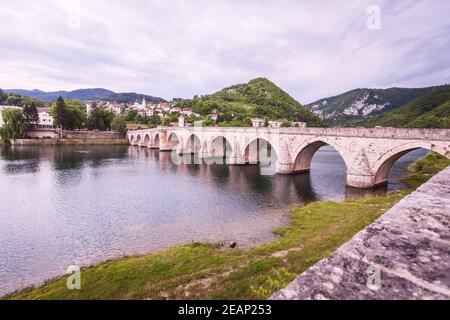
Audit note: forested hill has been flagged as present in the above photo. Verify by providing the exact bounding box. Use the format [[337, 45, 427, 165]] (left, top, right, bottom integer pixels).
[[175, 78, 326, 127], [366, 85, 450, 128], [0, 89, 46, 107], [3, 88, 166, 104], [305, 86, 439, 127]]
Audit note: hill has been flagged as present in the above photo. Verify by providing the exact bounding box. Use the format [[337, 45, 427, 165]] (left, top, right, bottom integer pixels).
[[4, 88, 166, 104], [367, 85, 450, 128], [175, 78, 326, 127], [305, 87, 439, 126], [0, 89, 46, 108], [105, 92, 166, 104]]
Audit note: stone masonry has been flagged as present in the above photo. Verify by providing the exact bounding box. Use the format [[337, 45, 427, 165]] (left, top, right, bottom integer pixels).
[[127, 127, 450, 188], [271, 166, 450, 300]]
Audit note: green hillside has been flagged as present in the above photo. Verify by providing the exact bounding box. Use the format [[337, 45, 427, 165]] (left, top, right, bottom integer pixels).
[[368, 85, 450, 128], [175, 78, 326, 127], [305, 87, 438, 127]]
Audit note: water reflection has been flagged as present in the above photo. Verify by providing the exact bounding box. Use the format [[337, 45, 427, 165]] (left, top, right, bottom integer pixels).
[[0, 145, 426, 296]]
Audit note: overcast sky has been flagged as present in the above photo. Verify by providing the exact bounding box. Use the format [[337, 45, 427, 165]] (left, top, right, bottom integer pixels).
[[0, 0, 449, 103]]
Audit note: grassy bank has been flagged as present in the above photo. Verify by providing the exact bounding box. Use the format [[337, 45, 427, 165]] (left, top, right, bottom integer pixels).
[[5, 153, 450, 300], [11, 138, 129, 146]]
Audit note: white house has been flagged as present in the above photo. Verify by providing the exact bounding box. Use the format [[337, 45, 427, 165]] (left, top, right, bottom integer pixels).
[[268, 120, 283, 128], [251, 118, 266, 128], [38, 111, 54, 128]]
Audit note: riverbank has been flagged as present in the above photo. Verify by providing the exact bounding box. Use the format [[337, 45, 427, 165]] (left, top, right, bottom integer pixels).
[[4, 152, 450, 300], [10, 138, 129, 146]]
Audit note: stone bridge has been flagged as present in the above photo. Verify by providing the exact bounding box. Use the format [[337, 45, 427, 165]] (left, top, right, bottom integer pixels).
[[126, 127, 450, 189]]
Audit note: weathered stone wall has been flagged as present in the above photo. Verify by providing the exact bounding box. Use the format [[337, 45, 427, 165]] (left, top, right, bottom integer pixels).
[[127, 127, 450, 188], [27, 130, 125, 140], [271, 166, 450, 300], [11, 138, 128, 146]]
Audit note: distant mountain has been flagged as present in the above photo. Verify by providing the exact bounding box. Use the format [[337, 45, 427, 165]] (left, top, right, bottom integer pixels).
[[105, 92, 167, 104], [367, 85, 450, 128], [175, 77, 326, 127], [305, 86, 440, 127], [4, 88, 166, 104]]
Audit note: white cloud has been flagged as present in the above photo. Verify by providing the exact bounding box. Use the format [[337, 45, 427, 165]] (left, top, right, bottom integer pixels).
[[0, 0, 449, 102]]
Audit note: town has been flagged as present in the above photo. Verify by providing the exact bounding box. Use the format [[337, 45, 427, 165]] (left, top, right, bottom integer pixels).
[[0, 96, 307, 139]]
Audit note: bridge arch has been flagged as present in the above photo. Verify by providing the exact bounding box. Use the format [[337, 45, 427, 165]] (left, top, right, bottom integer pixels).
[[372, 141, 449, 186], [292, 137, 349, 173], [243, 137, 278, 165], [184, 133, 202, 154], [143, 134, 151, 147], [128, 134, 134, 143], [153, 133, 160, 148], [209, 135, 233, 158], [135, 134, 142, 145], [166, 132, 180, 151]]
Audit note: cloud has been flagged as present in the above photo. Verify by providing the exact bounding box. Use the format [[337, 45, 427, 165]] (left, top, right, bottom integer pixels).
[[0, 0, 449, 102]]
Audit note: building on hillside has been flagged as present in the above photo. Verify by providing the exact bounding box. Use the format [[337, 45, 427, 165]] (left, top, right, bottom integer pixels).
[[208, 109, 220, 122], [181, 108, 193, 116], [108, 103, 122, 115], [268, 120, 283, 128], [145, 108, 154, 117], [251, 118, 266, 128], [170, 107, 182, 114], [293, 122, 307, 128]]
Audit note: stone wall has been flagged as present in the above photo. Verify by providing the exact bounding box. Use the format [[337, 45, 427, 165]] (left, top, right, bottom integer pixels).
[[271, 166, 450, 300], [12, 138, 128, 146], [27, 129, 125, 140]]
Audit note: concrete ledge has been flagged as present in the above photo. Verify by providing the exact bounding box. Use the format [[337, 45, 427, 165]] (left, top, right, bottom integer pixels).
[[271, 166, 450, 300]]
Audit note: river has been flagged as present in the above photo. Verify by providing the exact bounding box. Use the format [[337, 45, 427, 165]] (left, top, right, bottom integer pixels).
[[0, 145, 426, 295]]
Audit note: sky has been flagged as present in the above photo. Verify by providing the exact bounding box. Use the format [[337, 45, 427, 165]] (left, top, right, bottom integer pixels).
[[0, 0, 449, 103]]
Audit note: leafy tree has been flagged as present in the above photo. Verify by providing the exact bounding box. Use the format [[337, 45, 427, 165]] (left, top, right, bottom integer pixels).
[[87, 106, 114, 131], [147, 115, 161, 128], [53, 96, 66, 127], [124, 109, 138, 122], [50, 98, 86, 130], [23, 105, 39, 125], [0, 88, 7, 103], [161, 116, 172, 126], [0, 108, 27, 140], [111, 115, 127, 133]]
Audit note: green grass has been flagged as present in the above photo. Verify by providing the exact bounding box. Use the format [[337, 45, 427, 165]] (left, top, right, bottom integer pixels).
[[4, 153, 449, 300]]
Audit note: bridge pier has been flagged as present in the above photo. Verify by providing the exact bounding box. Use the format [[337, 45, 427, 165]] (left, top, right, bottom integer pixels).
[[229, 156, 245, 165], [346, 172, 375, 189], [276, 162, 294, 174]]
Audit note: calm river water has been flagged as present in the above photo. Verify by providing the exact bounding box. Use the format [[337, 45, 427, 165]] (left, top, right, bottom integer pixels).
[[0, 145, 426, 295]]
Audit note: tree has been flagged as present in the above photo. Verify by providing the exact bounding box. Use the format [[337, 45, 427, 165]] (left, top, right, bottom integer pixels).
[[54, 96, 66, 127], [50, 99, 86, 130], [124, 109, 138, 122], [161, 116, 172, 126], [111, 115, 127, 133], [147, 114, 161, 128], [0, 108, 27, 140], [0, 89, 7, 103], [87, 106, 114, 130], [23, 105, 39, 126]]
